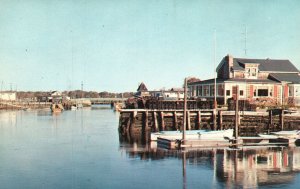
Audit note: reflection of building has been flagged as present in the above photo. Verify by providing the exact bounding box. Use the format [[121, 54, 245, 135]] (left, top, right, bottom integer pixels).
[[120, 142, 300, 188], [188, 54, 300, 106], [218, 148, 300, 188]]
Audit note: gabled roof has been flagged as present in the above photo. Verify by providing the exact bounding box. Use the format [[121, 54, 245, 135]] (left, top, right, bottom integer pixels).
[[269, 73, 300, 84], [233, 58, 299, 72], [137, 82, 148, 92]]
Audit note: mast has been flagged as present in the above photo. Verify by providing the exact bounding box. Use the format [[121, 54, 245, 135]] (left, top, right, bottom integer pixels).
[[182, 78, 187, 146], [244, 26, 247, 57], [214, 30, 217, 109]]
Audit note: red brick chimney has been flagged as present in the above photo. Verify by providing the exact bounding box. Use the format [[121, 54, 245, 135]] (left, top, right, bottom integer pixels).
[[227, 54, 233, 78]]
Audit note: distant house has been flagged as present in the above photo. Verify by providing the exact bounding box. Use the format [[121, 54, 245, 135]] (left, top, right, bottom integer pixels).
[[150, 88, 184, 100], [0, 91, 16, 101], [48, 91, 63, 103], [188, 54, 300, 106], [135, 82, 150, 97]]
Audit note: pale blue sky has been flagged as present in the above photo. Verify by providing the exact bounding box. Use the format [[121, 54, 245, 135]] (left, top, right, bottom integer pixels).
[[1, 0, 300, 92]]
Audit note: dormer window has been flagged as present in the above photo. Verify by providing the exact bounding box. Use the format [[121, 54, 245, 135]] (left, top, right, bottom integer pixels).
[[244, 64, 259, 79]]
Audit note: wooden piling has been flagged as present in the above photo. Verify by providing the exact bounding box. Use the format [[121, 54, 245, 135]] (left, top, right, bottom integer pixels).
[[187, 111, 191, 130], [218, 110, 223, 130], [153, 112, 158, 132], [160, 111, 165, 131], [280, 109, 284, 130], [268, 110, 273, 134], [212, 110, 216, 130], [144, 111, 148, 129], [173, 112, 178, 130], [197, 111, 201, 129]]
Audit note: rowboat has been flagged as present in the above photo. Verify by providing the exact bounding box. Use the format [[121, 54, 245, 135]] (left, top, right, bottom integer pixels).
[[151, 129, 233, 141], [271, 130, 300, 139], [259, 130, 300, 139]]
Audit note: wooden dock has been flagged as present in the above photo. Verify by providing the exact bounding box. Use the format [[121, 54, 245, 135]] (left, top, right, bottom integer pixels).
[[119, 108, 300, 143]]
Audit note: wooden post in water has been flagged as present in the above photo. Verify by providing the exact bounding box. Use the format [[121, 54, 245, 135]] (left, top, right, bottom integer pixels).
[[187, 111, 191, 130], [145, 111, 148, 129], [212, 109, 216, 130], [143, 111, 149, 142], [153, 112, 158, 132], [218, 110, 223, 130], [173, 111, 178, 130], [197, 111, 201, 129], [160, 111, 165, 131], [280, 109, 284, 131], [182, 78, 188, 146], [268, 110, 273, 134], [234, 85, 239, 142]]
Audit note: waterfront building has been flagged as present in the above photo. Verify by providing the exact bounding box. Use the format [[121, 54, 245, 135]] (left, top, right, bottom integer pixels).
[[0, 91, 17, 101], [188, 54, 300, 106], [150, 88, 184, 100]]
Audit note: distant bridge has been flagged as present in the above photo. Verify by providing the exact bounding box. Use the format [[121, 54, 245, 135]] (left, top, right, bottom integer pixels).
[[70, 98, 127, 105]]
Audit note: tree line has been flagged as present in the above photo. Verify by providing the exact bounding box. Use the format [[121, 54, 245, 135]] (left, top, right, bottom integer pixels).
[[16, 90, 134, 100]]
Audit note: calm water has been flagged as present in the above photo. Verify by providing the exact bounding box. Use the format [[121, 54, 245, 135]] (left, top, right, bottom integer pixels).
[[1, 108, 300, 189]]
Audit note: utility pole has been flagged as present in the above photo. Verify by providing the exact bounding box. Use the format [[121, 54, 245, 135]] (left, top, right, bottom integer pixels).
[[243, 26, 247, 57]]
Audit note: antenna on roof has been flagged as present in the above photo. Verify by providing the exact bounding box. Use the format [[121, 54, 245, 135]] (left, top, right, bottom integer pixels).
[[242, 26, 247, 57]]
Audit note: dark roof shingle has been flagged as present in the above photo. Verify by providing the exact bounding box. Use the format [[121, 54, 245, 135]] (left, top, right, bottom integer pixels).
[[269, 73, 300, 84], [233, 58, 299, 72]]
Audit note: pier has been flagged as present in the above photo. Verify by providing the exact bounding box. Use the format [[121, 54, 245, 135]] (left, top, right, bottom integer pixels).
[[118, 107, 300, 144]]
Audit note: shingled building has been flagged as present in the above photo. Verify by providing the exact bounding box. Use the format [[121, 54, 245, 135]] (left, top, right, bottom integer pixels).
[[188, 54, 300, 106]]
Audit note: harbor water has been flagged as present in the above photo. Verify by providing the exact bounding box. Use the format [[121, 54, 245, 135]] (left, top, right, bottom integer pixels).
[[1, 108, 300, 189]]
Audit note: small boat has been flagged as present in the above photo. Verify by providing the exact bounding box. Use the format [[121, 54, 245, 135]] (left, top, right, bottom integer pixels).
[[151, 129, 233, 141], [51, 104, 64, 113], [259, 130, 300, 139], [271, 130, 300, 139], [258, 134, 279, 139], [198, 129, 234, 139]]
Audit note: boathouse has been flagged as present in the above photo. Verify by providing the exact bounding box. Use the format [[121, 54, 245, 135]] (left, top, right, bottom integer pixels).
[[188, 54, 300, 106]]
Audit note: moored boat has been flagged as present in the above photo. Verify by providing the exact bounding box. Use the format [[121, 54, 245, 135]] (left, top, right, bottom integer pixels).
[[151, 129, 234, 141], [51, 103, 64, 113]]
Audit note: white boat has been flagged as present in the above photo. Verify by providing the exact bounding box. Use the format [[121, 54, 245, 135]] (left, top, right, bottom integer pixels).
[[271, 130, 300, 139], [151, 129, 233, 141], [259, 130, 300, 139], [258, 134, 279, 139], [198, 129, 234, 139]]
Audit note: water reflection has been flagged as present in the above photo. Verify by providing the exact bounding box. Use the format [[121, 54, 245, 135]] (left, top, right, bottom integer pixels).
[[119, 139, 300, 188]]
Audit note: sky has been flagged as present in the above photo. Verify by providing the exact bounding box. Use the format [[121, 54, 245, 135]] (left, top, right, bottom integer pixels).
[[1, 0, 300, 92]]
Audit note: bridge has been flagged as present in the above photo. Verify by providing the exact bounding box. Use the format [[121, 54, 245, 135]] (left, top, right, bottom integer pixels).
[[70, 98, 127, 105]]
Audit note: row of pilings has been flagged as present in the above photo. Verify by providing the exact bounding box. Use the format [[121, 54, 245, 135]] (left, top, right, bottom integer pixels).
[[118, 109, 300, 143]]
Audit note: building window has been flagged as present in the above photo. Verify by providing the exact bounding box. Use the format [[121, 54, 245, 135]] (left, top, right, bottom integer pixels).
[[257, 89, 268, 96], [199, 86, 203, 96], [226, 90, 230, 96], [203, 85, 209, 96], [218, 84, 224, 96], [251, 68, 257, 76], [295, 86, 300, 97], [289, 86, 294, 97], [196, 86, 199, 96], [240, 90, 244, 96], [210, 85, 215, 97]]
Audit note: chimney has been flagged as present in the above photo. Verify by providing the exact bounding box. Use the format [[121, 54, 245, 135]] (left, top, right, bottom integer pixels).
[[227, 54, 233, 78]]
